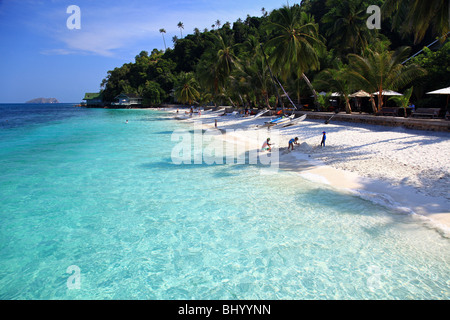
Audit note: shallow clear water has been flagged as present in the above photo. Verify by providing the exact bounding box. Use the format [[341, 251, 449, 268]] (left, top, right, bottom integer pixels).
[[0, 104, 449, 299]]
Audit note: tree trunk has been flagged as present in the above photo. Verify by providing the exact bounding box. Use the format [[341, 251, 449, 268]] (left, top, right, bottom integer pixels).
[[264, 93, 270, 109], [238, 94, 245, 106], [369, 95, 377, 114], [344, 96, 352, 114], [377, 90, 383, 112], [301, 73, 319, 109]]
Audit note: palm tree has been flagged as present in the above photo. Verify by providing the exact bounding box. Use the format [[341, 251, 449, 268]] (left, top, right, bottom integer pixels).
[[321, 0, 375, 55], [265, 5, 325, 107], [216, 35, 238, 81], [174, 72, 200, 105], [215, 20, 221, 29], [389, 86, 414, 117], [383, 0, 449, 43], [314, 65, 353, 113], [197, 92, 213, 107], [177, 21, 184, 38], [316, 92, 333, 111], [238, 47, 274, 108], [261, 7, 267, 17], [347, 45, 426, 113], [159, 28, 167, 50], [196, 34, 240, 106]]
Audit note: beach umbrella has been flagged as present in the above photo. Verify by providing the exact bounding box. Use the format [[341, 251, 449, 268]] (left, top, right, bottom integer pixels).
[[426, 86, 450, 95], [349, 90, 370, 98], [372, 90, 403, 96], [372, 90, 403, 110], [427, 86, 450, 107]]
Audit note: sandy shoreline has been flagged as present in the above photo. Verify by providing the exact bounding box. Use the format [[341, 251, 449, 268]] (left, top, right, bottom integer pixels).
[[168, 108, 450, 236]]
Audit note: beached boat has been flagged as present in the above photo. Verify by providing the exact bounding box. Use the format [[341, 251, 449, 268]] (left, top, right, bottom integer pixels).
[[254, 109, 270, 118], [263, 114, 295, 127], [279, 114, 307, 127]]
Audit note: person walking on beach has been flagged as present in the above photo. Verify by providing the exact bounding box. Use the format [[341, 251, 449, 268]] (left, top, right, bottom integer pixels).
[[288, 137, 299, 150], [321, 131, 326, 147]]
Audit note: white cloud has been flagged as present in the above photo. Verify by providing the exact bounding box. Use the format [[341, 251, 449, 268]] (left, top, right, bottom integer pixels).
[[38, 1, 278, 57]]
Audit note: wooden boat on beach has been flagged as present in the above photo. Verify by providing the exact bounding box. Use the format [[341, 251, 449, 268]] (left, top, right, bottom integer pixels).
[[263, 114, 295, 127], [279, 114, 307, 127]]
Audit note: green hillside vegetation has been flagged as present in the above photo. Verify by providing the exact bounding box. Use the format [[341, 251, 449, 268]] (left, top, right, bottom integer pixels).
[[99, 0, 449, 112]]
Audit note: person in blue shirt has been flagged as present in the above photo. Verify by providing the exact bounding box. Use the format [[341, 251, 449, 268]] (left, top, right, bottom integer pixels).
[[321, 131, 326, 147], [288, 137, 299, 150]]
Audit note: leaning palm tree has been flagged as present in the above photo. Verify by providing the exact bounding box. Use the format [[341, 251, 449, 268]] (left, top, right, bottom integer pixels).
[[159, 28, 167, 50], [265, 5, 325, 107], [177, 21, 184, 38], [174, 72, 200, 105], [347, 45, 426, 113], [383, 0, 449, 44]]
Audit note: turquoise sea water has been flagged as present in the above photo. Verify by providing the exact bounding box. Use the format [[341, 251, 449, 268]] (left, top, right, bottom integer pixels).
[[0, 104, 449, 300]]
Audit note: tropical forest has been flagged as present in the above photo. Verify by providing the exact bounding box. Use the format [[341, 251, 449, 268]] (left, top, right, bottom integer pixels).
[[99, 0, 450, 114]]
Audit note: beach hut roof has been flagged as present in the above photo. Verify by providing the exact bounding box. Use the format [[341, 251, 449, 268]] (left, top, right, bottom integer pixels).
[[426, 86, 450, 94], [115, 93, 142, 99], [372, 90, 403, 96], [349, 90, 370, 98], [83, 92, 103, 100]]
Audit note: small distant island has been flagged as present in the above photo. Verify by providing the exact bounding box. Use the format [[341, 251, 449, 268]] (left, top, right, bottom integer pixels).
[[26, 98, 59, 104]]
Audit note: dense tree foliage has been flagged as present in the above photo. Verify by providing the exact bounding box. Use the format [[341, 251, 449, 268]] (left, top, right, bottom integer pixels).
[[99, 0, 449, 113]]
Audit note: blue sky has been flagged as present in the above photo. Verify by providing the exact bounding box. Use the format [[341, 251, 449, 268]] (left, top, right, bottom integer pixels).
[[0, 0, 286, 103]]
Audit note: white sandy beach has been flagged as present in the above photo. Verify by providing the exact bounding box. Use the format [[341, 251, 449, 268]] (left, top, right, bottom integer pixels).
[[169, 108, 450, 236]]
